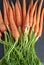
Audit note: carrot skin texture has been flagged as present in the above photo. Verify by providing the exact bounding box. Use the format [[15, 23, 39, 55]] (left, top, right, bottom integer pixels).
[[0, 11, 6, 33], [29, 0, 38, 27], [15, 2, 22, 27], [9, 5, 20, 39]]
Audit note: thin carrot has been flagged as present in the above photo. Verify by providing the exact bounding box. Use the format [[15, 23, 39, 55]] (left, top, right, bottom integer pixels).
[[8, 4, 20, 39], [36, 0, 43, 25], [17, 0, 22, 21], [0, 11, 6, 33], [37, 9, 44, 38], [29, 0, 38, 27], [22, 9, 29, 33], [22, 0, 26, 23], [3, 0, 9, 27], [11, 2, 16, 23], [4, 0, 8, 14], [15, 2, 22, 27], [28, 0, 33, 14]]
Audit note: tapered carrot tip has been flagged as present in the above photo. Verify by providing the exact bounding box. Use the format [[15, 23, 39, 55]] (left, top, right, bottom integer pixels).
[[37, 8, 44, 38]]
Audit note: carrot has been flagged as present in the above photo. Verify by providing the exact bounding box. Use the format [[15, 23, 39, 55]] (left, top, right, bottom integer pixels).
[[17, 0, 22, 21], [11, 2, 16, 23], [37, 8, 44, 38], [4, 0, 8, 14], [29, 0, 38, 27], [28, 0, 33, 14], [36, 0, 43, 25], [22, 9, 29, 33], [22, 0, 26, 23], [8, 4, 20, 39], [15, 2, 22, 27], [0, 11, 6, 33], [32, 8, 37, 32], [3, 0, 9, 27]]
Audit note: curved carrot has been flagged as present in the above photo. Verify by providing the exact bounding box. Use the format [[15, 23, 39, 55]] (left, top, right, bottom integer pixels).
[[36, 0, 43, 25], [29, 0, 38, 27], [3, 0, 9, 27], [8, 4, 20, 39], [15, 2, 22, 27], [0, 11, 6, 33], [22, 0, 26, 23], [37, 8, 44, 38]]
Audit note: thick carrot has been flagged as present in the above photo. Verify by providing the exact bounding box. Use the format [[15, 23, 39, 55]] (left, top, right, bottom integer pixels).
[[36, 0, 43, 25], [37, 9, 44, 38], [15, 2, 22, 27], [3, 0, 9, 27], [0, 11, 6, 33], [29, 0, 38, 27], [11, 2, 16, 23], [22, 0, 26, 23], [8, 4, 20, 39]]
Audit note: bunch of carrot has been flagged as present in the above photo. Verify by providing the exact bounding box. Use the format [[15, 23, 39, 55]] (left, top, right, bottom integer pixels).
[[0, 0, 44, 39], [0, 0, 44, 65]]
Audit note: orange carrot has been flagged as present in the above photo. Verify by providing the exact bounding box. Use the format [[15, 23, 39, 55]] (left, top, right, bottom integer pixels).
[[4, 0, 8, 14], [3, 0, 9, 27], [8, 4, 20, 39], [36, 0, 43, 25], [22, 0, 26, 23], [15, 2, 22, 27], [33, 9, 37, 30], [0, 11, 6, 33], [28, 0, 33, 13], [17, 0, 22, 21], [29, 0, 38, 27], [22, 9, 29, 33], [37, 9, 44, 38], [11, 2, 16, 23]]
